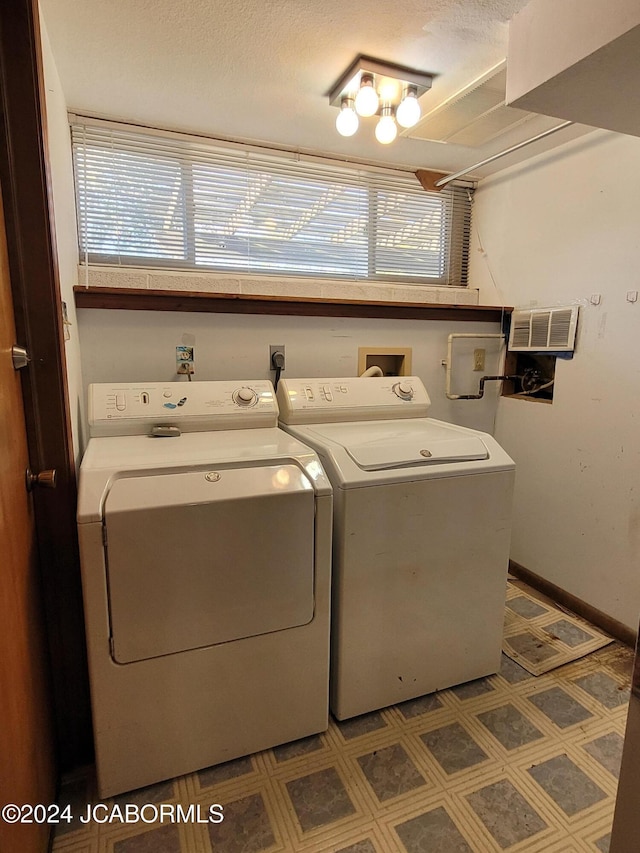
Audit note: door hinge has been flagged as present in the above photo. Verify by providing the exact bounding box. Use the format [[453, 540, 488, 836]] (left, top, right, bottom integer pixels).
[[12, 345, 30, 370]]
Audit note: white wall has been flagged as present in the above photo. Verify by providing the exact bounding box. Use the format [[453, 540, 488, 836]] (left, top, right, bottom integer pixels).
[[40, 14, 83, 464], [470, 129, 640, 631], [76, 309, 504, 447]]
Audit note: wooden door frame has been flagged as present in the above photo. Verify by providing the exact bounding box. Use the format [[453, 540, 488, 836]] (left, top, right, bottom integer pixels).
[[0, 0, 92, 768]]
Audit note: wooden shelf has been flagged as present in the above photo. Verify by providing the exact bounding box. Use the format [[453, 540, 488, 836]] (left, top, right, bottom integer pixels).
[[74, 287, 511, 323]]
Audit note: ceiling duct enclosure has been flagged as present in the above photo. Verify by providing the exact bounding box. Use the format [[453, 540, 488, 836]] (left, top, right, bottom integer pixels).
[[410, 61, 559, 148], [508, 306, 579, 353]]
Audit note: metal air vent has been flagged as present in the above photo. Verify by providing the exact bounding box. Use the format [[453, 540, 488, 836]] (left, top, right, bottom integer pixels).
[[508, 306, 579, 353]]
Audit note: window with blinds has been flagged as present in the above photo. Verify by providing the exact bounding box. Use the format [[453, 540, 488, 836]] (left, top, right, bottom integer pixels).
[[72, 123, 472, 286]]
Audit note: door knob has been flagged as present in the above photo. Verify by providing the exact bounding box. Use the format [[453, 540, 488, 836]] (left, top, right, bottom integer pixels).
[[12, 345, 30, 370], [25, 468, 57, 492]]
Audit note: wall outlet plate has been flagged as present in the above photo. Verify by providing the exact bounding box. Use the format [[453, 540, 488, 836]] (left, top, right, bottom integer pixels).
[[269, 344, 285, 370], [176, 346, 194, 374], [473, 348, 486, 372]]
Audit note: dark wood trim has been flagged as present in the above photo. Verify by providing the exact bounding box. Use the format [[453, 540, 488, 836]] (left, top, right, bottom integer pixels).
[[0, 0, 92, 769], [74, 286, 512, 322], [509, 560, 637, 648]]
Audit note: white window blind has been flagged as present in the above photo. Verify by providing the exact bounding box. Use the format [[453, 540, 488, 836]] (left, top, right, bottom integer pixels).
[[72, 123, 472, 285]]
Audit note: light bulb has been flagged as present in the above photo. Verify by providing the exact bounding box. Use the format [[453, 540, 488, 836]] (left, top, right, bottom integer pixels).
[[335, 97, 359, 137], [396, 86, 421, 128], [375, 108, 397, 144], [354, 75, 379, 117]]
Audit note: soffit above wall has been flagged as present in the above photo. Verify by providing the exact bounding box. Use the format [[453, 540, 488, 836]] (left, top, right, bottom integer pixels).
[[408, 63, 561, 149]]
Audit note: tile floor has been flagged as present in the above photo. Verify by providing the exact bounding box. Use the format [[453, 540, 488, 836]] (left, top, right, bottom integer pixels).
[[53, 585, 632, 853], [502, 584, 614, 675]]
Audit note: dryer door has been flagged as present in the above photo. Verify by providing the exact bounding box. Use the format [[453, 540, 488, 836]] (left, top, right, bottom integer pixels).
[[103, 464, 315, 663]]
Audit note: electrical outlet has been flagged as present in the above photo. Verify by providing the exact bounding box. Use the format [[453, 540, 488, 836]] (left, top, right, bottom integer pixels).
[[473, 348, 486, 372], [176, 346, 194, 375], [269, 344, 285, 371]]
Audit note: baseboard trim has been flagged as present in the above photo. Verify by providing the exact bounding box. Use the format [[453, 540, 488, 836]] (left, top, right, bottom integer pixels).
[[509, 560, 637, 648]]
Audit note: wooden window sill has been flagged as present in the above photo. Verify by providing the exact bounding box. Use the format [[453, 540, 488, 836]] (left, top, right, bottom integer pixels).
[[73, 287, 511, 323]]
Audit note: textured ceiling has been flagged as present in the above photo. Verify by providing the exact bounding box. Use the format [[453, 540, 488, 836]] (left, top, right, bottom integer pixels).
[[38, 0, 584, 176]]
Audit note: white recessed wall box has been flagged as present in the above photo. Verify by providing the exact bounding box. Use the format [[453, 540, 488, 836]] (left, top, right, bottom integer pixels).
[[508, 305, 579, 353]]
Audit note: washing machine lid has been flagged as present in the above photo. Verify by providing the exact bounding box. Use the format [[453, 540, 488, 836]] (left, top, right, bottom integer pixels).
[[304, 419, 489, 471]]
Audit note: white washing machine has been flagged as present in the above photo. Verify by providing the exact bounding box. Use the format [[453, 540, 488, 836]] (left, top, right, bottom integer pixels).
[[277, 376, 515, 720], [77, 380, 332, 797]]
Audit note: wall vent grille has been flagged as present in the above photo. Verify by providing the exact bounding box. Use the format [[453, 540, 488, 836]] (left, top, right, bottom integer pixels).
[[508, 305, 579, 352]]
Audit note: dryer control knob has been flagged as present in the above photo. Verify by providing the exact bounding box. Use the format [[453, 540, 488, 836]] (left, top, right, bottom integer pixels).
[[394, 382, 414, 400], [235, 387, 257, 406]]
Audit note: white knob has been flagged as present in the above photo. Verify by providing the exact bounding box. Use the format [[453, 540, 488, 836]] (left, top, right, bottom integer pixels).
[[236, 387, 257, 405], [395, 382, 414, 400]]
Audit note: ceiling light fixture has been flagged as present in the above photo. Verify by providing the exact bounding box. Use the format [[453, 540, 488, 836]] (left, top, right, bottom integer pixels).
[[336, 97, 359, 137], [328, 55, 433, 145], [396, 85, 421, 128], [354, 74, 379, 117], [375, 106, 398, 144]]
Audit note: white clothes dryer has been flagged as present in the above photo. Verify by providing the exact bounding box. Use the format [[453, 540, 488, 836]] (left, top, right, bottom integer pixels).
[[277, 376, 515, 720], [77, 380, 332, 797]]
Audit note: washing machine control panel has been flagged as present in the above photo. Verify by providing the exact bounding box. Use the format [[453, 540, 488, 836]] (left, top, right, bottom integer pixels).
[[277, 376, 431, 424], [88, 380, 278, 436]]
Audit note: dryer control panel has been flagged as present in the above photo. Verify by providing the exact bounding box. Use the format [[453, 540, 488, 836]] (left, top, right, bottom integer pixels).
[[277, 376, 431, 424], [88, 380, 278, 436]]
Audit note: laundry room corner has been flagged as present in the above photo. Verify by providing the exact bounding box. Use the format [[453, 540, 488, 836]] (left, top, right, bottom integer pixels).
[[468, 130, 640, 633]]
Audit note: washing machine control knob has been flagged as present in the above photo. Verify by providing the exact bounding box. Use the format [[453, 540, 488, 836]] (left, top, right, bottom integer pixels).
[[394, 382, 414, 400], [234, 387, 257, 406]]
